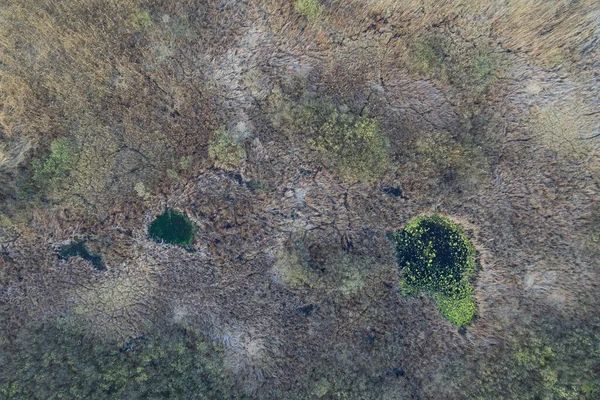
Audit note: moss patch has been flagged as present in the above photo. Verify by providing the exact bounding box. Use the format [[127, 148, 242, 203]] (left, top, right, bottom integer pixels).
[[148, 209, 194, 247], [391, 215, 477, 326], [434, 292, 476, 328]]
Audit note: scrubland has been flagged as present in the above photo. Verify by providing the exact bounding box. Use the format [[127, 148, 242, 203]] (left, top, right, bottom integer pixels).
[[1, 0, 599, 399]]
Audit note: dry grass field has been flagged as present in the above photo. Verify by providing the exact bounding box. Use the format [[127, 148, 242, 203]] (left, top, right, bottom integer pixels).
[[1, 0, 599, 399]]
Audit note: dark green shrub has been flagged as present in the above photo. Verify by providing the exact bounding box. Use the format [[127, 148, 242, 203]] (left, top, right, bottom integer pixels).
[[149, 209, 194, 247], [391, 215, 477, 326], [409, 37, 447, 79]]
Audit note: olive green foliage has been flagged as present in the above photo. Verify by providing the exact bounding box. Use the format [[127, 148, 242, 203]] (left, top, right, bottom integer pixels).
[[272, 334, 408, 400], [179, 156, 192, 170], [407, 33, 507, 91], [0, 320, 236, 400], [132, 9, 152, 30], [295, 0, 323, 22], [410, 37, 447, 79], [434, 292, 476, 328], [32, 137, 78, 191], [473, 52, 503, 87], [149, 209, 195, 247], [208, 127, 245, 171], [306, 106, 390, 182], [58, 240, 105, 271], [401, 130, 489, 195], [392, 215, 477, 326], [463, 320, 600, 399], [276, 241, 374, 297]]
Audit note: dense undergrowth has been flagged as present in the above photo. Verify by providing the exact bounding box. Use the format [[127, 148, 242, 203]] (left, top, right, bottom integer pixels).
[[0, 319, 238, 400]]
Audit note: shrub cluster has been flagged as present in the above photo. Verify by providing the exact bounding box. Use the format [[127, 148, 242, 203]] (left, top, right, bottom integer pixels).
[[208, 127, 245, 171], [275, 240, 376, 297], [0, 320, 237, 399], [295, 0, 323, 22], [406, 33, 507, 92], [31, 137, 78, 191], [308, 108, 390, 183], [391, 215, 477, 326]]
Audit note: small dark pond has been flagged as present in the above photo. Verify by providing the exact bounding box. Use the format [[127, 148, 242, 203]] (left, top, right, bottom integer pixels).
[[149, 209, 194, 247], [58, 241, 105, 271]]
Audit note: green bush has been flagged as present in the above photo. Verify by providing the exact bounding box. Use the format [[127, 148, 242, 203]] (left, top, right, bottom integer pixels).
[[32, 137, 78, 191], [208, 127, 245, 171], [0, 319, 237, 399], [391, 215, 477, 326], [308, 108, 389, 183], [132, 10, 152, 30], [275, 240, 376, 297], [295, 0, 323, 22], [409, 37, 447, 79], [467, 322, 600, 399], [407, 33, 507, 92]]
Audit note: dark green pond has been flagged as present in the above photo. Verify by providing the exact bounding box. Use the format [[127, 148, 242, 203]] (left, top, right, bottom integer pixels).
[[148, 209, 194, 247], [58, 241, 105, 271]]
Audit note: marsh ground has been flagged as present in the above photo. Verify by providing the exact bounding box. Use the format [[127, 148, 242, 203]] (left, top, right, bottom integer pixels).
[[1, 1, 599, 398]]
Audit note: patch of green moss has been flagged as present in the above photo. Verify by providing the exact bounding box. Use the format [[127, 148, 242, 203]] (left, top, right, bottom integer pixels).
[[391, 215, 477, 326], [434, 292, 476, 327], [148, 209, 194, 247]]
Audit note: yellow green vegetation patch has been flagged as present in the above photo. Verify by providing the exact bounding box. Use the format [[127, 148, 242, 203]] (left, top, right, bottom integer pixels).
[[295, 0, 323, 22], [31, 137, 78, 192], [307, 107, 389, 183], [208, 126, 246, 171], [391, 215, 477, 326]]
